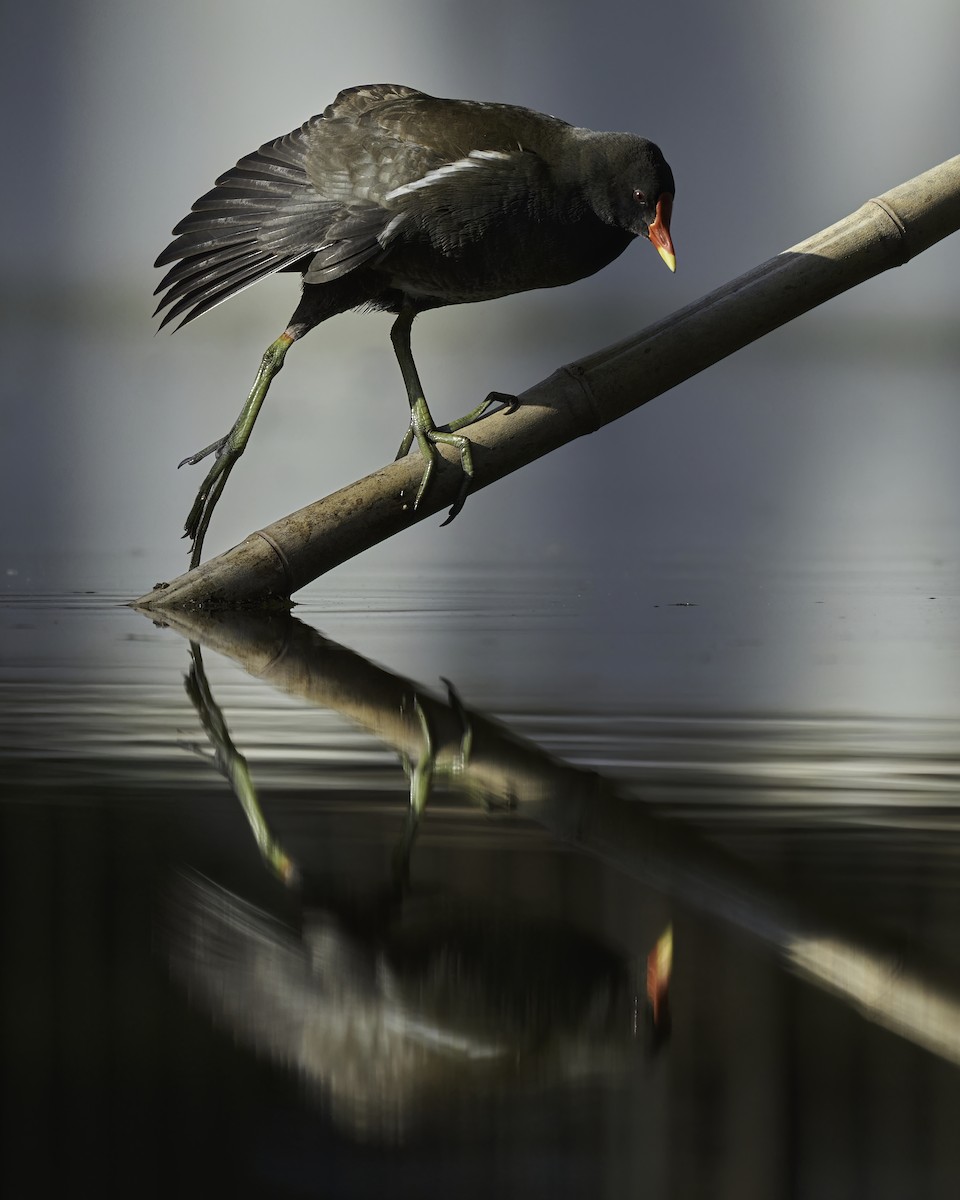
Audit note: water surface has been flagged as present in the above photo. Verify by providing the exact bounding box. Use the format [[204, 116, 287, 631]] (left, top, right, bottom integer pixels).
[[2, 558, 958, 1198]]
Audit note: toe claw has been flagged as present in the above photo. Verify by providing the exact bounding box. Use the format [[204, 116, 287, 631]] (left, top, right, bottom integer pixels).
[[487, 390, 520, 414], [412, 454, 436, 511], [178, 437, 227, 470], [440, 478, 471, 526]]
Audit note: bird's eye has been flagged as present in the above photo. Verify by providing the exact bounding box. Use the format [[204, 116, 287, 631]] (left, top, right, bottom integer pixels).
[[633, 188, 646, 203]]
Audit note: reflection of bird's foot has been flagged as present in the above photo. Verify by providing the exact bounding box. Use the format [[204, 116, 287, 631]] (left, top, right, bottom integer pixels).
[[443, 677, 515, 813], [393, 694, 437, 888], [442, 678, 474, 773]]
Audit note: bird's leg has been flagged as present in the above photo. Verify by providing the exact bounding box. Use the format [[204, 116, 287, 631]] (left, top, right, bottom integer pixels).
[[180, 328, 296, 569], [390, 305, 475, 525]]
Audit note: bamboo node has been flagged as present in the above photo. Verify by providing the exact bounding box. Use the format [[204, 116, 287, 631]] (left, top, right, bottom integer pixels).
[[560, 362, 604, 432], [253, 528, 295, 592], [867, 196, 912, 263]]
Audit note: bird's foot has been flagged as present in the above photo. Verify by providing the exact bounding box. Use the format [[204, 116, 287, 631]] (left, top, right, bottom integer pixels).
[[395, 391, 516, 462], [179, 431, 243, 569], [395, 424, 415, 461], [178, 435, 228, 470], [395, 397, 476, 525], [444, 390, 519, 434], [430, 427, 474, 525]]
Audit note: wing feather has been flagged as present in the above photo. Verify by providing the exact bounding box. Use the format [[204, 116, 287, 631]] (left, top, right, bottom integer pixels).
[[154, 115, 339, 328]]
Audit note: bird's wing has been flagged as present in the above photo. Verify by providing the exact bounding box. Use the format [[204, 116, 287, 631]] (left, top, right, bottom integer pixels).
[[153, 116, 344, 329], [154, 85, 555, 327], [153, 87, 431, 329]]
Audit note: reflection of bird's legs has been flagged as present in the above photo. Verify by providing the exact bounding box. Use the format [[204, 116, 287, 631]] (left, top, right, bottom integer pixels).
[[182, 642, 298, 884], [443, 678, 517, 814], [393, 695, 436, 887]]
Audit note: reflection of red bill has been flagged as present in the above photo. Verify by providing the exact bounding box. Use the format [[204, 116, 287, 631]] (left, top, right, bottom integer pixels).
[[646, 923, 674, 1032]]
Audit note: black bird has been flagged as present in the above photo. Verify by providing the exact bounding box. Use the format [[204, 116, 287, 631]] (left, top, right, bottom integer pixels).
[[155, 84, 677, 567]]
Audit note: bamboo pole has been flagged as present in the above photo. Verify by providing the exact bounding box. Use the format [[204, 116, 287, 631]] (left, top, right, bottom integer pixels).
[[137, 154, 960, 611]]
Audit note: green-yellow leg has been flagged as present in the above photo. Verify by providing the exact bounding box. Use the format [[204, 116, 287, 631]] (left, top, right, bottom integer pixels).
[[180, 330, 294, 568], [390, 306, 476, 526]]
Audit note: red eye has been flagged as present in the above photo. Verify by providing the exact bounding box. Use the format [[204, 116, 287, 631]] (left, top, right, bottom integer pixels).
[[633, 188, 646, 202]]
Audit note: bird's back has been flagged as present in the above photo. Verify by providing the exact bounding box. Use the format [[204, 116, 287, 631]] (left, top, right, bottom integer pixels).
[[154, 86, 639, 328]]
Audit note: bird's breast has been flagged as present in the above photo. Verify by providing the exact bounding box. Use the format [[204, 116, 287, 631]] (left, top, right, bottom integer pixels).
[[377, 212, 634, 307]]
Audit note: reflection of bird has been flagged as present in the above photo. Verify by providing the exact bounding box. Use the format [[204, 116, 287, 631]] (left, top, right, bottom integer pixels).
[[154, 84, 676, 565], [165, 872, 640, 1141]]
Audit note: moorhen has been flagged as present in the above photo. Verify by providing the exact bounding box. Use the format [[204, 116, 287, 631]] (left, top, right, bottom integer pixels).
[[155, 84, 677, 567]]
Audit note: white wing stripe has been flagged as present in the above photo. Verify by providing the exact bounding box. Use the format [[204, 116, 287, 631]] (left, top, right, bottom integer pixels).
[[377, 212, 408, 245], [384, 150, 515, 201]]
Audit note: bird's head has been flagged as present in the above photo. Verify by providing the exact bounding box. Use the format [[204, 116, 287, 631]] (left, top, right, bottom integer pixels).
[[582, 134, 676, 272]]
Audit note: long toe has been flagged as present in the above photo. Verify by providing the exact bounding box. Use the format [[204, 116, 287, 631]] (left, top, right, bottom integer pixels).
[[395, 421, 416, 461], [182, 449, 239, 567], [428, 429, 475, 524], [178, 435, 230, 470], [444, 391, 520, 434], [411, 450, 437, 511], [486, 390, 520, 414], [439, 472, 472, 525], [183, 494, 205, 542]]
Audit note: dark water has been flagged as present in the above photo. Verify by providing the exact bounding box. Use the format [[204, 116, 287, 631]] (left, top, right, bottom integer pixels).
[[2, 562, 959, 1199]]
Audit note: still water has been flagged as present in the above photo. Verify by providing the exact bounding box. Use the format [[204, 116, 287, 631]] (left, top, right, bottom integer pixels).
[[2, 557, 959, 1198]]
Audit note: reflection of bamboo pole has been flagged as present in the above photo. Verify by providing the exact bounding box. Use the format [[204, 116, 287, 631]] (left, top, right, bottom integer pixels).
[[148, 607, 960, 1066], [137, 156, 960, 611]]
